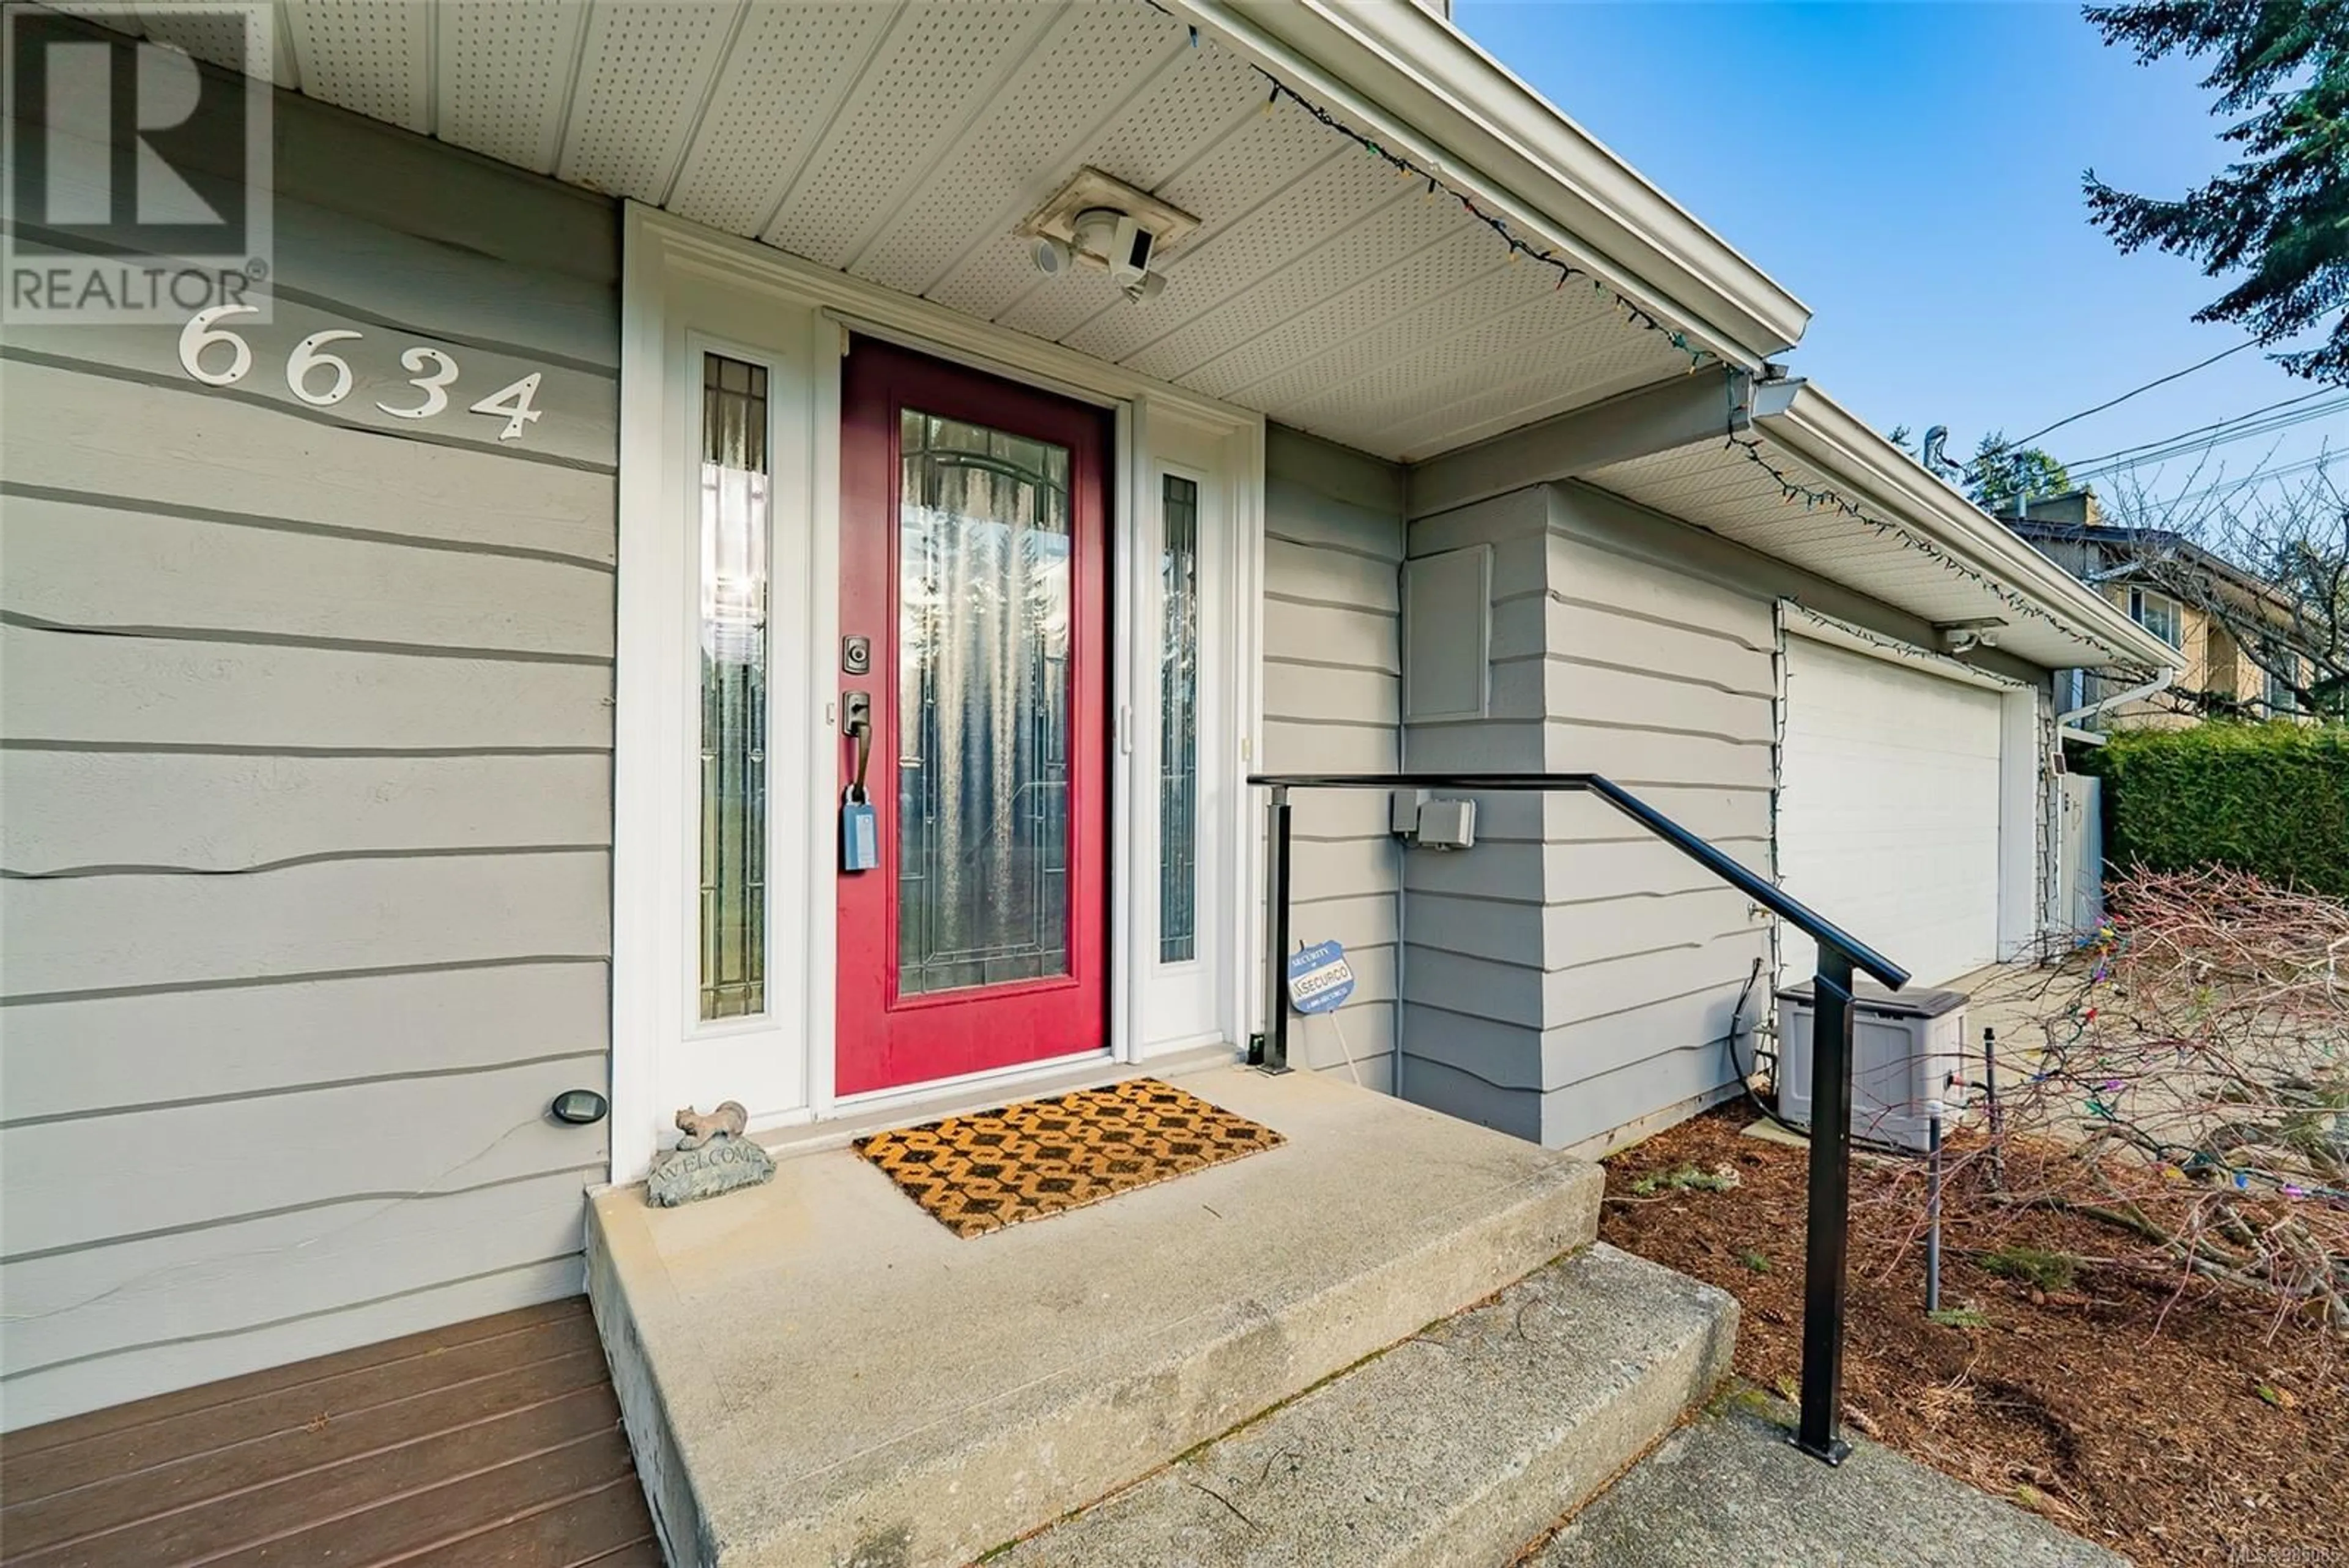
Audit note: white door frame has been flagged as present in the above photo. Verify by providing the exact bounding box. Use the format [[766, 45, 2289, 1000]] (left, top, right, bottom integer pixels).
[[611, 206, 1264, 1183], [1775, 604, 2042, 982]]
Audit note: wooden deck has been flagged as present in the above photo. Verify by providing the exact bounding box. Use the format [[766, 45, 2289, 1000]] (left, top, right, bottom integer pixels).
[[0, 1298, 658, 1567]]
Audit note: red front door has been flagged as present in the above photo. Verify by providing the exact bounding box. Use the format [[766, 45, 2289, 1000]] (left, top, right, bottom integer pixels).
[[836, 338, 1111, 1096]]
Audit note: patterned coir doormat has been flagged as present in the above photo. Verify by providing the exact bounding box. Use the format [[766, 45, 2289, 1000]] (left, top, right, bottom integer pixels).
[[853, 1078, 1283, 1238]]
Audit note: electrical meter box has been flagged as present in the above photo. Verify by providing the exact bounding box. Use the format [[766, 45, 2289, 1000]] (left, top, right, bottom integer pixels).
[[1774, 979, 1970, 1152]]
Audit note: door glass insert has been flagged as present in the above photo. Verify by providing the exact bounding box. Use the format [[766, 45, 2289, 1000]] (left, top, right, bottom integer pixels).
[[1159, 474, 1200, 964], [897, 410, 1074, 995], [698, 353, 769, 1020]]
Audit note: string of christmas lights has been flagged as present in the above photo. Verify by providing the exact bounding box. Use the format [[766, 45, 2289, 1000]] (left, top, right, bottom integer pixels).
[[1154, 1, 2158, 675], [1787, 601, 2025, 672], [1727, 436, 2151, 672], [1252, 80, 1707, 369], [1142, 0, 1709, 370], [2030, 925, 2347, 1202]]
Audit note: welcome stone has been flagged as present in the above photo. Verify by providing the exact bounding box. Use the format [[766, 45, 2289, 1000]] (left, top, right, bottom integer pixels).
[[647, 1133, 776, 1207]]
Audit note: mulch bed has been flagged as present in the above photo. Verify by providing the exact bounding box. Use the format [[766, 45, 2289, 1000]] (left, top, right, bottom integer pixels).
[[1600, 1107, 2347, 1567]]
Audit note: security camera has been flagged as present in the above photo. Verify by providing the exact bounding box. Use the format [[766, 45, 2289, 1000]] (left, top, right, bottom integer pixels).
[[1031, 235, 1073, 280], [1108, 214, 1154, 289], [1069, 208, 1156, 286], [1019, 169, 1198, 303], [1048, 206, 1165, 302]]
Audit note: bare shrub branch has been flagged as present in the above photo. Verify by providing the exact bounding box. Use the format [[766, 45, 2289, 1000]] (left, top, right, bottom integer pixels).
[[1861, 867, 2349, 1338]]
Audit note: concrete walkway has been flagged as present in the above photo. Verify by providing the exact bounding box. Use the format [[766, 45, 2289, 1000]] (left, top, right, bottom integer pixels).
[[1529, 1391, 2129, 1568]]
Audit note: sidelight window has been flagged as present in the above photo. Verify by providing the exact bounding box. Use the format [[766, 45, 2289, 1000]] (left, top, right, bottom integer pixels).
[[698, 353, 770, 1020], [1159, 474, 1201, 964]]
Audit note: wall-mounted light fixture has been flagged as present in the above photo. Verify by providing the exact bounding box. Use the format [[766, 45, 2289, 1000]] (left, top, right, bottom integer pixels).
[[550, 1088, 609, 1126], [1934, 617, 2007, 654]]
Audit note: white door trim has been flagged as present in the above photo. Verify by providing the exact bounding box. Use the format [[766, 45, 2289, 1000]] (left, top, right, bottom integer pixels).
[[612, 205, 1264, 1183]]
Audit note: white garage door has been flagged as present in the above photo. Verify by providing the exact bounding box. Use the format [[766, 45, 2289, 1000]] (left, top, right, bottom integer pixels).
[[1779, 637, 2005, 987]]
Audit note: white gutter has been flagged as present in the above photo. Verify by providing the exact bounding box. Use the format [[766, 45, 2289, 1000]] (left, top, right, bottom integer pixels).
[[1163, 0, 1809, 368], [1756, 385, 2184, 673], [2059, 669, 2176, 735]]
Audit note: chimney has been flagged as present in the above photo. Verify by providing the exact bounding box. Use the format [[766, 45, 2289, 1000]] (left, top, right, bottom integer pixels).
[[2024, 489, 2102, 528]]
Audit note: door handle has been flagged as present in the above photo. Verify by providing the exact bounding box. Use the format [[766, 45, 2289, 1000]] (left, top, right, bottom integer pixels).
[[843, 691, 873, 800], [841, 691, 878, 872]]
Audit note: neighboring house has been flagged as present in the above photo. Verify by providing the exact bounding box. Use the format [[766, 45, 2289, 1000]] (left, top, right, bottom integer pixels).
[[2008, 491, 2325, 731], [0, 0, 2179, 1505]]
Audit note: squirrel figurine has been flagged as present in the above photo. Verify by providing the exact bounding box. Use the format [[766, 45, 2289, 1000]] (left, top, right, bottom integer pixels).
[[674, 1101, 749, 1151]]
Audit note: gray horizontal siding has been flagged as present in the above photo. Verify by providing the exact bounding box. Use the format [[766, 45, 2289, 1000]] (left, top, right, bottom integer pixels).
[[1261, 427, 1404, 1088], [1, 752, 610, 875], [1402, 972, 1760, 1099], [2, 494, 613, 657], [1399, 455, 2043, 1150], [1397, 479, 1777, 1148], [1, 1060, 601, 1258], [0, 58, 620, 1431], [1, 627, 613, 751], [3, 286, 615, 469], [1, 360, 617, 564], [0, 962, 607, 1124], [4, 850, 610, 1001], [1398, 491, 1540, 1124], [2, 1167, 592, 1391]]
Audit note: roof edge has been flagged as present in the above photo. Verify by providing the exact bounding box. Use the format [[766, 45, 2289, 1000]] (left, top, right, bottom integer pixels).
[[2004, 518, 2304, 623], [1759, 385, 2184, 672], [1164, 0, 1810, 366]]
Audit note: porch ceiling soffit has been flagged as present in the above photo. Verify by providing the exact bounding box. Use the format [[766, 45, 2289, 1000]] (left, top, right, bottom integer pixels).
[[80, 0, 1777, 463], [1170, 0, 1810, 363], [1581, 383, 2184, 675]]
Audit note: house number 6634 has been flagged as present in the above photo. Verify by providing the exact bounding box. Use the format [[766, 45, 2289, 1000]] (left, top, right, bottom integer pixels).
[[176, 304, 546, 442]]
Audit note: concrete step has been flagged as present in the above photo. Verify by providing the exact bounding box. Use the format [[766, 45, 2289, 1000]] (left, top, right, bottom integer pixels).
[[1526, 1389, 2126, 1568], [586, 1065, 1604, 1568], [999, 1243, 1738, 1568]]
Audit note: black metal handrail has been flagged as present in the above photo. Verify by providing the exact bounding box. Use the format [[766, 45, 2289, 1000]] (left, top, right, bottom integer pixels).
[[1248, 770, 1910, 1466]]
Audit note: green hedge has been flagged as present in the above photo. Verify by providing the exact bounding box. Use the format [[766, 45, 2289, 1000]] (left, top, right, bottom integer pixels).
[[2078, 723, 2349, 896]]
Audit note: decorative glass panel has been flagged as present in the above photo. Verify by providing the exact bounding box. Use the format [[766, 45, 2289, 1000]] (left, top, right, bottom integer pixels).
[[1160, 474, 1200, 964], [896, 410, 1074, 995], [699, 354, 768, 1020]]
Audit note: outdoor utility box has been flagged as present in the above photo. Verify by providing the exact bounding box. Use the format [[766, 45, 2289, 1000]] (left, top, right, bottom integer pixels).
[[1773, 980, 1970, 1152]]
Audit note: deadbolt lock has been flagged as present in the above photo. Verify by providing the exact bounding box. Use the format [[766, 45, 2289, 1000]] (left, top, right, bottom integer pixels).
[[841, 634, 872, 676]]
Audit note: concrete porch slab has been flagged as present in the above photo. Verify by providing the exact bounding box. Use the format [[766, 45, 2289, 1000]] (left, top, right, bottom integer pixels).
[[586, 1065, 1603, 1568]]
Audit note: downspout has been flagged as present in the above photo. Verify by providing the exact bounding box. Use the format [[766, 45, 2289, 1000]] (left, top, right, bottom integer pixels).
[[2057, 667, 2175, 744]]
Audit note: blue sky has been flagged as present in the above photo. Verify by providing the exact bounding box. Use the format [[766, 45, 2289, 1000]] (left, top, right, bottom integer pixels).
[[1453, 1, 2342, 518]]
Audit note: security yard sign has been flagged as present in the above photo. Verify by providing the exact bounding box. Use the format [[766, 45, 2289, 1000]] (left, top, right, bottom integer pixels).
[[1286, 941, 1356, 1016]]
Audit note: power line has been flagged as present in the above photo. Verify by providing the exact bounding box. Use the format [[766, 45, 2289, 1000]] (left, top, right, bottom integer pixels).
[[2065, 395, 2349, 482], [2146, 449, 2337, 514], [2057, 388, 2341, 472], [1978, 338, 2265, 464]]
